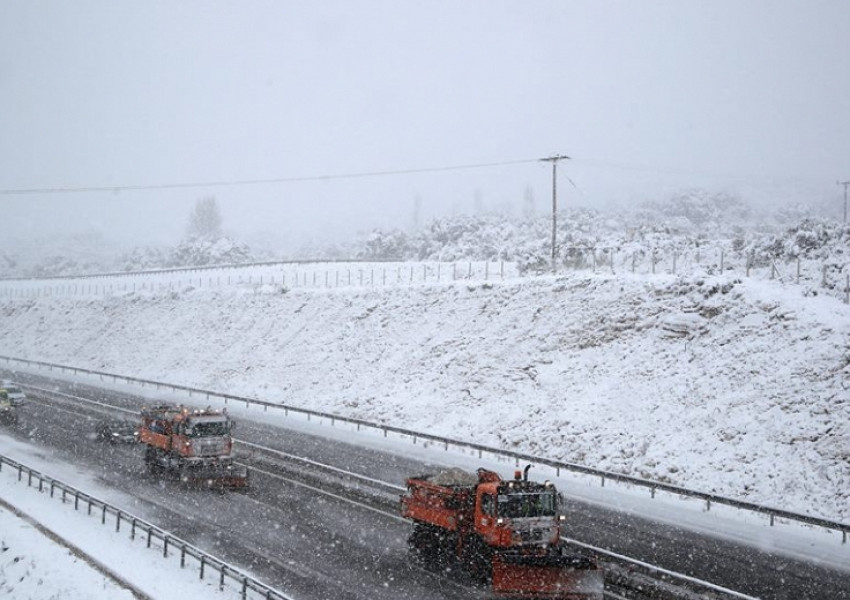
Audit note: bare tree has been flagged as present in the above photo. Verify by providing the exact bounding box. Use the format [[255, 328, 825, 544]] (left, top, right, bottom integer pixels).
[[187, 196, 222, 240]]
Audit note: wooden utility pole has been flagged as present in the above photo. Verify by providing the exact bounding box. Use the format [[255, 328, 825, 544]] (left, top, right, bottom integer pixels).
[[539, 154, 570, 272]]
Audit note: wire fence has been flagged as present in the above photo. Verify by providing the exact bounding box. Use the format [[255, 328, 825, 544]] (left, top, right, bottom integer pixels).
[[0, 453, 294, 600], [549, 246, 850, 303], [0, 252, 847, 302], [0, 260, 516, 298]]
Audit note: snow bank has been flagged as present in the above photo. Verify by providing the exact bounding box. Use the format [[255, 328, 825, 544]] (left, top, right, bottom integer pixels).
[[1, 271, 848, 521], [0, 504, 135, 600]]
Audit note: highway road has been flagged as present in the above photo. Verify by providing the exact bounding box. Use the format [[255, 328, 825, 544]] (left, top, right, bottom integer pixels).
[[1, 370, 847, 600]]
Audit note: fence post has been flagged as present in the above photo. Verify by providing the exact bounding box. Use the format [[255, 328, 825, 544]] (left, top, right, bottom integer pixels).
[[720, 249, 725, 272], [796, 258, 801, 283], [822, 264, 828, 287]]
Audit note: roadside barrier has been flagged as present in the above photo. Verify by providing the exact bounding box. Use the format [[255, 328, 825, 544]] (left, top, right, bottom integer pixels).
[[0, 453, 294, 600], [1, 354, 847, 544]]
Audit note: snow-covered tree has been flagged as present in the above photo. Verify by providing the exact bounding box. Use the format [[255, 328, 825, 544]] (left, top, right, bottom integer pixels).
[[186, 196, 223, 240]]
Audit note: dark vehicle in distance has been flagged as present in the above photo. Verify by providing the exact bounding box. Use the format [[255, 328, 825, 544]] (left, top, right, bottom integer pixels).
[[95, 418, 139, 444]]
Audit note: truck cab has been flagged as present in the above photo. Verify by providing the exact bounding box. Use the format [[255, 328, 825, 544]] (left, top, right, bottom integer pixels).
[[0, 381, 26, 406], [474, 468, 562, 548]]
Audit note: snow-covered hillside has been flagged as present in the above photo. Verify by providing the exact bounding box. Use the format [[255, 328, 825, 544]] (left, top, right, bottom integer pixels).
[[2, 268, 848, 522]]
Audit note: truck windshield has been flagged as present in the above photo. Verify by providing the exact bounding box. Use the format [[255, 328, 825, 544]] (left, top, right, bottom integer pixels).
[[497, 491, 557, 518], [187, 420, 230, 437]]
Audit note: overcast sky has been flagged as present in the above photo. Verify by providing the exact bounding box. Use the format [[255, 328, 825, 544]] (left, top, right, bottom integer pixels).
[[1, 1, 849, 250]]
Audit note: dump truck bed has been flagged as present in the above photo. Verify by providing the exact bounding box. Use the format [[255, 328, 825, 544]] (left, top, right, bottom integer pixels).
[[401, 470, 477, 531]]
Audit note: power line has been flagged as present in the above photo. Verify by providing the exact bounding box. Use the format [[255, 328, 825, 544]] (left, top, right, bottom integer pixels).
[[0, 158, 541, 196]]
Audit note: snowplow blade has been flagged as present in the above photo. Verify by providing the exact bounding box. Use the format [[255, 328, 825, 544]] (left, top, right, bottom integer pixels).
[[492, 551, 604, 599], [179, 464, 250, 489]]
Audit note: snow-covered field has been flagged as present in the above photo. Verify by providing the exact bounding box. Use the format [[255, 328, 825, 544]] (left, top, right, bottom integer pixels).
[[1, 264, 848, 523]]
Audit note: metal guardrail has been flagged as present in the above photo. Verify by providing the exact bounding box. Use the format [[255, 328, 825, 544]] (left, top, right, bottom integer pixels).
[[0, 453, 294, 600], [2, 354, 848, 544]]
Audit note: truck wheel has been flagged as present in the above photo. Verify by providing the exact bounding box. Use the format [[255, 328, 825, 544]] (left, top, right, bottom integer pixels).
[[409, 524, 441, 565], [461, 535, 492, 583]]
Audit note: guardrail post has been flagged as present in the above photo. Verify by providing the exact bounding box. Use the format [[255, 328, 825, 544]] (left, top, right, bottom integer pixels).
[[706, 499, 711, 512], [88, 499, 93, 515], [116, 512, 121, 532], [164, 535, 169, 558], [50, 481, 55, 497], [770, 514, 774, 526], [147, 528, 152, 548], [74, 492, 79, 510], [181, 545, 186, 568], [220, 565, 226, 590], [651, 487, 656, 499], [102, 505, 107, 524], [200, 556, 206, 579], [131, 518, 136, 540], [242, 578, 248, 600], [600, 475, 605, 488]]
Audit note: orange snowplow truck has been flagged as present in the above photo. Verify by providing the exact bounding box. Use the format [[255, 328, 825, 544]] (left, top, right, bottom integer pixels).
[[138, 404, 248, 489], [401, 466, 603, 599]]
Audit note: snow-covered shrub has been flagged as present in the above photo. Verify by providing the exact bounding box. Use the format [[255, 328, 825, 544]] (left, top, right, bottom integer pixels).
[[168, 236, 253, 267]]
